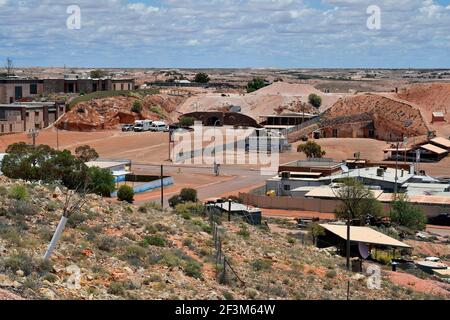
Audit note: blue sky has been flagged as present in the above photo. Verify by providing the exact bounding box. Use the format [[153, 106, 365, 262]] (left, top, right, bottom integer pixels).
[[1, 0, 450, 68]]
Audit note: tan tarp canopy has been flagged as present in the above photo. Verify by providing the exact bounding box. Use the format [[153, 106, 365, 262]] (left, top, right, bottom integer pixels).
[[420, 144, 448, 155], [320, 224, 411, 248]]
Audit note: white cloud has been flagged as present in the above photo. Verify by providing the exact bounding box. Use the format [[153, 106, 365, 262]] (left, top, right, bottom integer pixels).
[[0, 0, 449, 67]]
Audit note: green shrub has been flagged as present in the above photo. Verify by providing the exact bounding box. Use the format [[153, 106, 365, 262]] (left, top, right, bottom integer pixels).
[[8, 200, 38, 217], [175, 203, 204, 217], [180, 188, 198, 202], [117, 185, 134, 203], [141, 235, 166, 248], [122, 245, 147, 266], [238, 224, 250, 239], [96, 236, 118, 252], [9, 185, 29, 200], [131, 100, 142, 113], [326, 270, 337, 279], [251, 259, 272, 271], [87, 167, 115, 197], [67, 212, 87, 228], [3, 252, 34, 276], [183, 260, 203, 279], [138, 202, 162, 213], [161, 252, 183, 268], [108, 281, 126, 296]]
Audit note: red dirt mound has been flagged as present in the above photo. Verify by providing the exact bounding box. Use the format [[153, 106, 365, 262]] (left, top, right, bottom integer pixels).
[[323, 94, 429, 140]]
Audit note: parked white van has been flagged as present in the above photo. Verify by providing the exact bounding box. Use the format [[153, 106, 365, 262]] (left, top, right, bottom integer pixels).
[[150, 121, 169, 132], [134, 120, 152, 132]]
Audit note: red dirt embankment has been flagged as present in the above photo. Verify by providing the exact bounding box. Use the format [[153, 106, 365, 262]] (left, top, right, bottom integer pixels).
[[323, 94, 430, 139], [56, 94, 185, 131]]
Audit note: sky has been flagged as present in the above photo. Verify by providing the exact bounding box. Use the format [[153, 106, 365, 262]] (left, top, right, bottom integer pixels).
[[1, 0, 450, 68]]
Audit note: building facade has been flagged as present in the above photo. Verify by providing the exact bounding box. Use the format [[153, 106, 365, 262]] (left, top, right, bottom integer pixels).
[[0, 102, 66, 134], [0, 78, 135, 103]]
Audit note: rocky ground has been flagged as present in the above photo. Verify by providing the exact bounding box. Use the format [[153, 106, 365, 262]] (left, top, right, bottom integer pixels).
[[0, 177, 447, 300]]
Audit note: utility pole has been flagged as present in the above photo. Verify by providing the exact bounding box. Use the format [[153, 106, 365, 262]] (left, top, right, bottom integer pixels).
[[228, 199, 232, 222], [346, 210, 351, 271], [56, 127, 60, 151], [394, 141, 399, 199], [160, 165, 164, 209], [28, 129, 39, 147]]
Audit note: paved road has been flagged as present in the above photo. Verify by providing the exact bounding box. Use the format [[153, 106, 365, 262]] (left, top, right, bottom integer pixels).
[[132, 163, 267, 207]]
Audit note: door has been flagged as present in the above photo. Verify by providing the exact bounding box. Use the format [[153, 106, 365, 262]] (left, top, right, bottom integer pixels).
[[15, 86, 23, 99]]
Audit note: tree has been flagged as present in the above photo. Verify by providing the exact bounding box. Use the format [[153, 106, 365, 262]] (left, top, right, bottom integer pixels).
[[309, 222, 325, 245], [87, 167, 116, 197], [247, 77, 267, 93], [1, 143, 89, 190], [168, 188, 198, 208], [194, 73, 210, 84], [75, 145, 99, 163], [118, 185, 135, 203], [131, 100, 142, 114], [5, 57, 13, 76], [308, 93, 322, 108], [389, 195, 427, 231], [297, 141, 326, 159], [179, 116, 195, 127], [335, 178, 384, 222], [90, 69, 106, 79]]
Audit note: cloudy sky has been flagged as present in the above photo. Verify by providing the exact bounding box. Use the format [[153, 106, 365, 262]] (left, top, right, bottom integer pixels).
[[0, 0, 450, 68]]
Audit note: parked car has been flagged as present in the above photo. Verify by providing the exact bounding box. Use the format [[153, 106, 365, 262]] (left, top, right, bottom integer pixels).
[[122, 124, 134, 132]]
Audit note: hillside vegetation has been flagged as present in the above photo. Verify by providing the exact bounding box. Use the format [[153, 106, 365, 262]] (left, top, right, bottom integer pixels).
[[0, 178, 442, 300]]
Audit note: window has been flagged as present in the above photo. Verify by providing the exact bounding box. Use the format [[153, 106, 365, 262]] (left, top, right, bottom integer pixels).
[[121, 84, 124, 91], [10, 124, 13, 132], [15, 86, 23, 99], [26, 112, 29, 118], [283, 185, 291, 191], [35, 111, 40, 117], [0, 110, 5, 120], [30, 84, 38, 95], [1, 124, 4, 133], [332, 129, 338, 138]]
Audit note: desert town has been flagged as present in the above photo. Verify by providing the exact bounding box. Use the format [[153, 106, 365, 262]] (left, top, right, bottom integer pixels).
[[1, 66, 450, 301]]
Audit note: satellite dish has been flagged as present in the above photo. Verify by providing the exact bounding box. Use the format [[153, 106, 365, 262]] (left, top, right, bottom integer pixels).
[[341, 165, 349, 173], [359, 243, 370, 259]]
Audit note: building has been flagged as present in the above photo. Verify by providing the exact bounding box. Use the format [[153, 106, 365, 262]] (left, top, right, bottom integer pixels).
[[182, 111, 262, 128], [0, 102, 66, 134], [266, 159, 344, 196], [260, 112, 317, 131], [245, 128, 290, 153], [85, 159, 132, 182], [0, 79, 44, 104], [430, 137, 450, 151], [0, 77, 135, 103], [432, 112, 446, 123], [320, 113, 376, 139]]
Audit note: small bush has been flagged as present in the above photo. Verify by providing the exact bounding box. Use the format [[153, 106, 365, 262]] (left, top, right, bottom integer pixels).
[[9, 185, 29, 200], [160, 251, 183, 268], [122, 245, 147, 266], [3, 252, 34, 276], [141, 235, 166, 248], [326, 270, 337, 279], [138, 202, 162, 213], [96, 236, 118, 252], [117, 185, 134, 203], [238, 225, 250, 239], [8, 200, 38, 217], [180, 188, 198, 202], [131, 101, 142, 113], [175, 203, 205, 217], [183, 260, 203, 279], [251, 259, 272, 271], [108, 281, 126, 296], [67, 212, 87, 228]]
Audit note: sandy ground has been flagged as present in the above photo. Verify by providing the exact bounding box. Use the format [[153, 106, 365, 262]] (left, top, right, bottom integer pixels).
[[387, 271, 450, 297]]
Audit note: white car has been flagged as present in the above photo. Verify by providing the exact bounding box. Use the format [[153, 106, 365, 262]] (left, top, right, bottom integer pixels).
[[150, 121, 169, 132]]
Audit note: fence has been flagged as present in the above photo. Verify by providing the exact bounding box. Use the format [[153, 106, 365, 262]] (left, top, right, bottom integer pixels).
[[206, 206, 246, 287]]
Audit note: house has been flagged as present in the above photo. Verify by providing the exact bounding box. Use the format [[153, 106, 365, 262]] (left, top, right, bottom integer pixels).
[[85, 159, 132, 182], [260, 113, 317, 131], [0, 77, 135, 103], [0, 102, 66, 134], [432, 112, 446, 123]]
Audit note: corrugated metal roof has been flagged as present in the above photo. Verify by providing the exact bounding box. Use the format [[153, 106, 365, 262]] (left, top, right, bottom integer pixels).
[[431, 137, 450, 149], [320, 224, 411, 248], [420, 144, 448, 155]]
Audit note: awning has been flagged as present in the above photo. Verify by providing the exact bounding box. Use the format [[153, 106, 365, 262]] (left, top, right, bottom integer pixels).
[[420, 144, 448, 155], [431, 137, 450, 149], [320, 224, 411, 248]]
